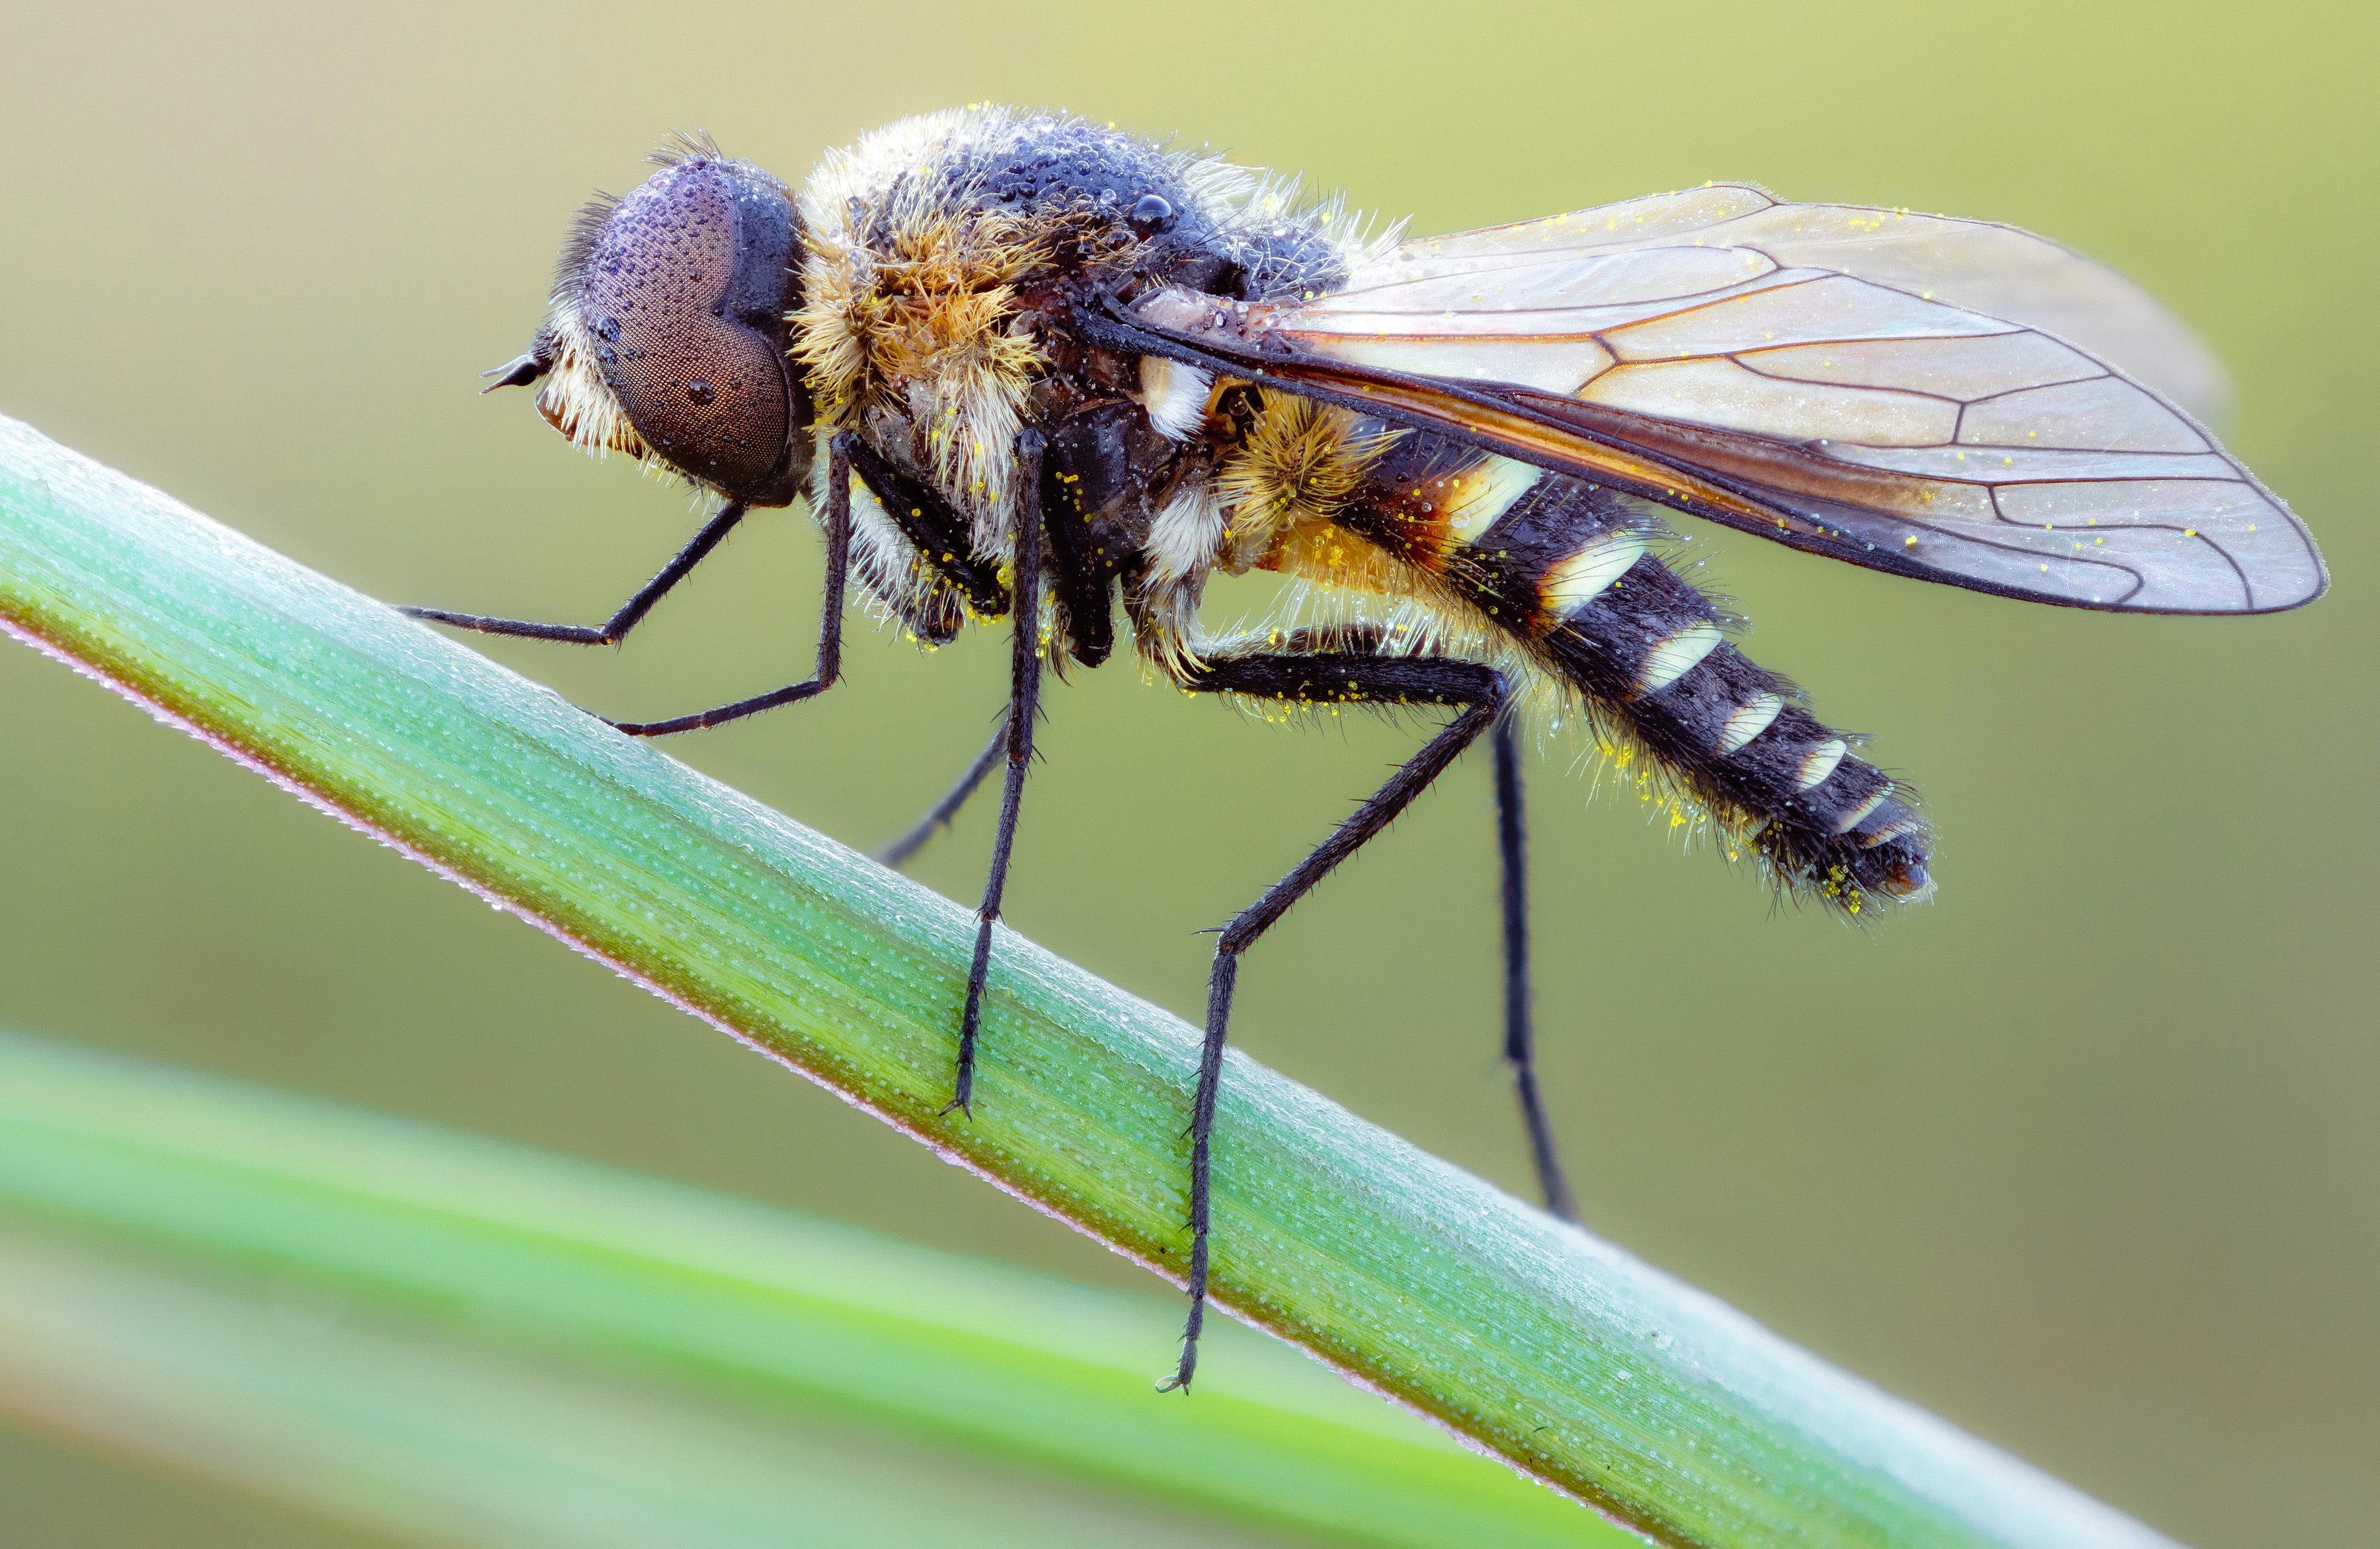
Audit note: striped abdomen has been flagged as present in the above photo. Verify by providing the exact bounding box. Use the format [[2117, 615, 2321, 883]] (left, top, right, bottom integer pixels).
[[1343, 436, 1932, 912]]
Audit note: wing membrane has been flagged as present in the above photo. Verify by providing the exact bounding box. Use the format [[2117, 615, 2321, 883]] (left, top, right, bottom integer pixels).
[[1123, 186, 2323, 614]]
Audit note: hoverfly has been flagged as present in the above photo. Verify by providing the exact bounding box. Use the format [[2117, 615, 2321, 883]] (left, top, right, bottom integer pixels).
[[405, 107, 2326, 1390]]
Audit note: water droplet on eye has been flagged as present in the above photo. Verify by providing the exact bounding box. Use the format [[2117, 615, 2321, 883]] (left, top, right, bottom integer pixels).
[[686, 380, 714, 405], [1130, 194, 1176, 233]]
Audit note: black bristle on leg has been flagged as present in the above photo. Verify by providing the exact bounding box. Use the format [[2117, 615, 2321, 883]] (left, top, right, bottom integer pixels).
[[400, 499, 748, 645], [1494, 717, 1576, 1222], [1164, 649, 1505, 1392], [604, 439, 855, 736], [946, 430, 1047, 1117], [873, 713, 1011, 869], [1164, 947, 1236, 1394]]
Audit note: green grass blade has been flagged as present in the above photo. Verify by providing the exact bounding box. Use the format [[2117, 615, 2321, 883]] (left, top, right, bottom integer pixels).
[[0, 1030, 1601, 1548], [0, 412, 2181, 1548]]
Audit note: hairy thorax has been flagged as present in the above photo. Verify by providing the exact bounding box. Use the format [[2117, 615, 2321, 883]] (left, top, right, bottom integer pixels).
[[785, 106, 1372, 664]]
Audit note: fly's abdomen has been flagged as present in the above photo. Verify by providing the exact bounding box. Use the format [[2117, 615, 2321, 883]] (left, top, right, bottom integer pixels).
[[1421, 455, 1932, 911]]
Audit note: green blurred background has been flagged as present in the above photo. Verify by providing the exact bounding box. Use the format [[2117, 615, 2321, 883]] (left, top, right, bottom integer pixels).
[[1, 1, 2371, 1543]]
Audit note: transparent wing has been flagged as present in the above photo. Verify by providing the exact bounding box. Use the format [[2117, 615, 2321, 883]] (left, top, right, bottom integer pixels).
[[1126, 186, 2324, 614]]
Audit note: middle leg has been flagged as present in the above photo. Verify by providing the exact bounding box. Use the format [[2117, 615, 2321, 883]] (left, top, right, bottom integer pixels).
[[873, 712, 1011, 869]]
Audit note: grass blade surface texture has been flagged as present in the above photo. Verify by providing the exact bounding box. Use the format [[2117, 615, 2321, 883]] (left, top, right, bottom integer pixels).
[[0, 413, 2182, 1548], [0, 1031, 1605, 1549]]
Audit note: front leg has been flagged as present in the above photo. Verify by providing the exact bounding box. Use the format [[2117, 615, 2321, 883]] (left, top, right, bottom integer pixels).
[[401, 500, 749, 645], [1162, 643, 1507, 1392], [946, 429, 1049, 1115], [844, 434, 1009, 616], [607, 438, 855, 736]]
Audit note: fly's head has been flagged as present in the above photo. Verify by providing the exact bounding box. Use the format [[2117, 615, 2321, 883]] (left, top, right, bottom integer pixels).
[[489, 138, 811, 508]]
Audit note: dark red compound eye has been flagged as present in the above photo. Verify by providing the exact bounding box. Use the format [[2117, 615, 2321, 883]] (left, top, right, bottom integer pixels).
[[573, 154, 805, 502]]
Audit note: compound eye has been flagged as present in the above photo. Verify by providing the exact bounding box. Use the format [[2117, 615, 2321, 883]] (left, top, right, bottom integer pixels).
[[573, 157, 800, 497]]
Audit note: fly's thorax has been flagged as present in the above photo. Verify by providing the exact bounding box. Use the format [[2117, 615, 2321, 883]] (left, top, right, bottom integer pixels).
[[768, 108, 1391, 666], [529, 139, 810, 506], [1036, 396, 1188, 668], [797, 106, 1368, 316], [789, 108, 1377, 549]]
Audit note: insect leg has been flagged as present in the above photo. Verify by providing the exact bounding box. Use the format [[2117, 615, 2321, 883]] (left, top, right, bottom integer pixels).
[[844, 435, 1011, 615], [1162, 649, 1504, 1392], [1494, 716, 1576, 1222], [606, 438, 855, 737], [872, 713, 1010, 869], [945, 429, 1047, 1116], [400, 500, 749, 645]]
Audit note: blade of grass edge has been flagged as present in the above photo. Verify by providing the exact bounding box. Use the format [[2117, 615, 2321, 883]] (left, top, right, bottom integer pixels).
[[0, 413, 2184, 1548]]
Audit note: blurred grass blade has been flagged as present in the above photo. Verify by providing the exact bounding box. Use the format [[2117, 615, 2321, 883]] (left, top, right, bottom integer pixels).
[[0, 412, 2182, 1548], [0, 1030, 1606, 1549]]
